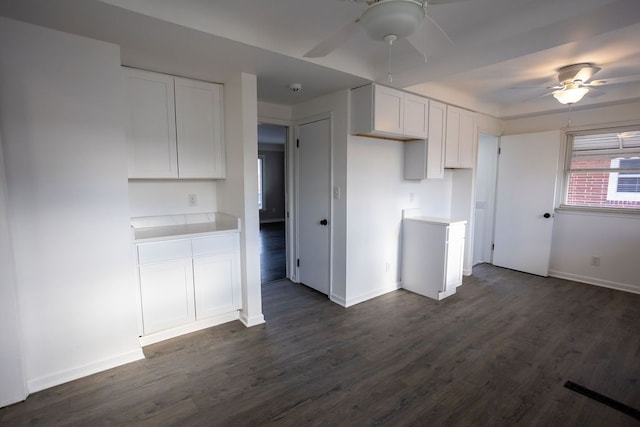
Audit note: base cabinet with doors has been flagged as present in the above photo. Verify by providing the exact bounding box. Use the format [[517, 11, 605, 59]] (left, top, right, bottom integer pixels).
[[401, 216, 466, 301], [136, 232, 241, 345], [123, 67, 225, 179]]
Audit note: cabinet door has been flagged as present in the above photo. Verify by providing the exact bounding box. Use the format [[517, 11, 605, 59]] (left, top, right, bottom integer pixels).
[[175, 78, 225, 179], [445, 106, 461, 168], [445, 236, 465, 289], [193, 253, 241, 319], [445, 105, 477, 169], [458, 110, 477, 168], [427, 100, 446, 179], [139, 259, 195, 334], [123, 68, 178, 178], [403, 94, 428, 139], [373, 85, 404, 135]]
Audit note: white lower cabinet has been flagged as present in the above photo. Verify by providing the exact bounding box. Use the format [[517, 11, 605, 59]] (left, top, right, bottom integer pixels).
[[136, 233, 241, 343], [401, 217, 466, 301], [139, 259, 195, 335], [193, 253, 241, 319]]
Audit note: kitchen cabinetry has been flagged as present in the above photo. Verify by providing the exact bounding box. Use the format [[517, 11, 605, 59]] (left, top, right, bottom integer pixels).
[[351, 83, 428, 140], [404, 100, 447, 180], [135, 232, 240, 344], [401, 216, 466, 300], [445, 105, 477, 169], [124, 67, 225, 179]]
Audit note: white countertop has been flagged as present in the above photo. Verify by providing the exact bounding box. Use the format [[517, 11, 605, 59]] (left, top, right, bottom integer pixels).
[[131, 212, 240, 243], [403, 216, 467, 226]]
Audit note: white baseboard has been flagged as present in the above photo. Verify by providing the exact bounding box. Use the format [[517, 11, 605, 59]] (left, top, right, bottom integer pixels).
[[139, 311, 240, 346], [343, 282, 401, 308], [329, 293, 347, 307], [240, 311, 265, 327], [27, 348, 145, 394], [259, 218, 285, 224], [549, 270, 640, 295]]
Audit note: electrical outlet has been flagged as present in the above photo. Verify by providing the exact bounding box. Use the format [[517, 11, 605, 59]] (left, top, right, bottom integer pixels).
[[590, 256, 600, 266], [188, 194, 197, 207], [385, 262, 391, 273], [409, 192, 415, 205]]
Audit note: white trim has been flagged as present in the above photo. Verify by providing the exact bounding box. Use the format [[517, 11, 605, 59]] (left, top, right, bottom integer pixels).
[[27, 349, 145, 394], [139, 311, 240, 346], [258, 116, 294, 281], [342, 282, 401, 308], [549, 270, 640, 295], [259, 218, 286, 224], [329, 293, 347, 307], [239, 311, 265, 327], [556, 206, 640, 218]]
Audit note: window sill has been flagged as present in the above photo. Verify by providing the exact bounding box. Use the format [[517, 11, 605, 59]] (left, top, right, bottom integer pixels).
[[556, 205, 640, 218]]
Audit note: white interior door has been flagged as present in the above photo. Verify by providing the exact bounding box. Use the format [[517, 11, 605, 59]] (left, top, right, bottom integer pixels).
[[297, 118, 331, 294], [493, 130, 561, 276]]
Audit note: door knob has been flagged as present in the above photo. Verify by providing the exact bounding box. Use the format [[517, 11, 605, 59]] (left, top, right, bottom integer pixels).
[[320, 219, 328, 226], [543, 212, 551, 218]]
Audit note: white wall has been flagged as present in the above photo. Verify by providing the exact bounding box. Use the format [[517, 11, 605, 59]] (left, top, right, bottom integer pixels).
[[128, 180, 217, 217], [218, 72, 264, 326], [503, 101, 640, 293], [0, 18, 143, 397], [346, 135, 453, 306], [0, 133, 27, 407]]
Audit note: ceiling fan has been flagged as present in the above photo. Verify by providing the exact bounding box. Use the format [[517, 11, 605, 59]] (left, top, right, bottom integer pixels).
[[548, 63, 606, 105], [303, 0, 464, 61]]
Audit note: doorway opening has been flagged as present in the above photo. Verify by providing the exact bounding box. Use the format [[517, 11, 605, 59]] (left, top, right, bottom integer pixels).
[[473, 133, 499, 266], [258, 123, 288, 284]]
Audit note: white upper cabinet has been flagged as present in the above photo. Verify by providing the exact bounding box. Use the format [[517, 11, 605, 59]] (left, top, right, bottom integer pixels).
[[445, 105, 477, 169], [124, 68, 178, 178], [351, 83, 428, 141], [175, 77, 225, 179], [124, 68, 225, 179], [403, 100, 446, 180], [403, 93, 429, 139], [426, 100, 447, 179]]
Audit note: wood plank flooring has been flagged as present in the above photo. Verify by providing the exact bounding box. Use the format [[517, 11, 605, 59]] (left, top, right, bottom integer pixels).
[[260, 222, 286, 284], [2, 264, 639, 426]]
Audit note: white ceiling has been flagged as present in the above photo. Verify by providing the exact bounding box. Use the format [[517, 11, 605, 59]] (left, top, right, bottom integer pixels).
[[1, 0, 639, 118]]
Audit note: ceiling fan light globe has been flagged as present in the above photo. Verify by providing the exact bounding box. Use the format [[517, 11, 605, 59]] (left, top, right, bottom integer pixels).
[[359, 0, 425, 41], [553, 86, 589, 104]]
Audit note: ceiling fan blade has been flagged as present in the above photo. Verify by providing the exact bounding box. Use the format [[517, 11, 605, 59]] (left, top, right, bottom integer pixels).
[[573, 66, 601, 82], [303, 19, 360, 58], [594, 74, 640, 86], [424, 13, 454, 46], [587, 87, 606, 98]]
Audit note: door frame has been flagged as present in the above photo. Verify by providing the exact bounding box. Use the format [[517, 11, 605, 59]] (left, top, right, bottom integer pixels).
[[293, 112, 333, 296], [257, 116, 294, 281]]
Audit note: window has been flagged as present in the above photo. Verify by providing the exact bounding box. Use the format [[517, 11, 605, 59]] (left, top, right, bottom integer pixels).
[[564, 128, 640, 210], [257, 155, 265, 210]]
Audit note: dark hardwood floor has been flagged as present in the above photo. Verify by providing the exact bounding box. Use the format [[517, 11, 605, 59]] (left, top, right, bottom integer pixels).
[[260, 221, 286, 284], [2, 264, 639, 426]]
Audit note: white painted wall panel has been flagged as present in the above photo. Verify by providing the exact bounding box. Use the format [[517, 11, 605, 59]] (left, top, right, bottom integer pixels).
[[0, 18, 143, 394], [549, 211, 640, 293]]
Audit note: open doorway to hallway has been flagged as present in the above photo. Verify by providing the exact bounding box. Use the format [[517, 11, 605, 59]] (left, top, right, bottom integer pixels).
[[257, 123, 288, 284]]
